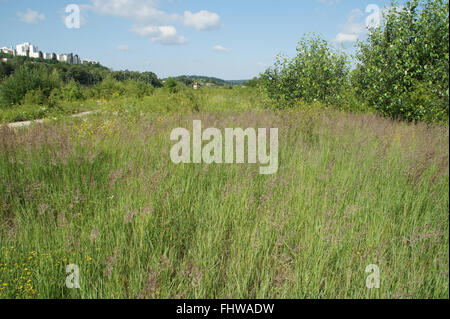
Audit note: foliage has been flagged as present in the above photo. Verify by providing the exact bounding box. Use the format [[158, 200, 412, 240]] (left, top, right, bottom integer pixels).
[[171, 76, 194, 87], [0, 62, 14, 82], [112, 70, 162, 88], [244, 77, 261, 88], [261, 34, 350, 108], [61, 79, 84, 102], [0, 55, 110, 86], [123, 79, 155, 99], [91, 75, 125, 99], [0, 55, 162, 92], [89, 76, 155, 100], [171, 75, 229, 87], [353, 0, 449, 122], [0, 64, 62, 106], [164, 77, 179, 94], [23, 88, 47, 105]]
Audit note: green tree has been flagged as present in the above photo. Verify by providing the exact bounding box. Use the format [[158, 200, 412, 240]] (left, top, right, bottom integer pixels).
[[261, 34, 350, 108], [165, 77, 179, 93], [0, 64, 62, 107], [353, 0, 449, 122], [0, 62, 14, 82], [245, 77, 261, 88], [61, 78, 84, 101], [93, 75, 125, 99]]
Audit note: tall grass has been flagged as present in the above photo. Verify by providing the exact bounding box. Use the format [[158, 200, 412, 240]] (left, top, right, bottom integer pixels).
[[0, 88, 448, 298]]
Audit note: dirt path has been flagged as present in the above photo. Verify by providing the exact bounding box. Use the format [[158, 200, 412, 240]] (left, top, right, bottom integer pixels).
[[4, 111, 96, 129]]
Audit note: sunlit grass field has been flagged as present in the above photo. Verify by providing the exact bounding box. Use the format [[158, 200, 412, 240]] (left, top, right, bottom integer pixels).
[[0, 88, 448, 299]]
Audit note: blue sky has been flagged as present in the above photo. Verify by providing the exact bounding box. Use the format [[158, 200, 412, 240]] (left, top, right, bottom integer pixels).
[[0, 0, 392, 80]]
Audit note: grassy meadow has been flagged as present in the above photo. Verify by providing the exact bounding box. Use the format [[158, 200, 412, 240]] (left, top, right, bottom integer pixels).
[[0, 87, 448, 299]]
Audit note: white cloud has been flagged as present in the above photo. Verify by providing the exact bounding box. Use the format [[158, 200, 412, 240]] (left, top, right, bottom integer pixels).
[[116, 45, 129, 51], [334, 33, 359, 43], [184, 10, 220, 31], [131, 25, 187, 45], [212, 45, 230, 53], [89, 0, 177, 25], [316, 0, 341, 5], [333, 8, 366, 44], [85, 1, 221, 45], [17, 8, 45, 24], [342, 9, 365, 34]]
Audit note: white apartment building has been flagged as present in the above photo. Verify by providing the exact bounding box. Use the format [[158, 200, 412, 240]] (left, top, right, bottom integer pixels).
[[1, 47, 16, 56], [58, 53, 73, 63], [29, 44, 41, 58], [16, 42, 31, 56], [49, 53, 57, 60], [44, 52, 57, 60], [82, 59, 99, 65], [3, 42, 98, 65], [73, 54, 80, 65], [15, 42, 42, 58]]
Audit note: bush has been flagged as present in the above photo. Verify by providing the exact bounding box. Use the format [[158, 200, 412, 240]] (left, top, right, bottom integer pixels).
[[91, 76, 155, 100], [92, 75, 125, 99], [112, 70, 162, 87], [406, 80, 449, 123], [353, 0, 449, 122], [23, 88, 46, 105], [261, 34, 350, 108], [61, 79, 84, 102], [164, 77, 179, 94], [124, 79, 154, 98], [0, 62, 13, 82], [0, 64, 62, 107], [244, 77, 261, 88], [48, 88, 63, 108]]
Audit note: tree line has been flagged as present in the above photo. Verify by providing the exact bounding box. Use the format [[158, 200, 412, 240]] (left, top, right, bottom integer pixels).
[[0, 53, 162, 108]]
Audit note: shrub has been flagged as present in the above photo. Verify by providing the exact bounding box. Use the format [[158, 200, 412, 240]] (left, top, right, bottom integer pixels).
[[164, 77, 179, 94], [23, 88, 46, 105], [0, 62, 13, 82], [61, 79, 84, 101], [124, 80, 154, 98], [93, 75, 125, 99], [260, 34, 350, 108], [48, 88, 63, 108], [112, 70, 162, 87], [0, 64, 62, 106], [244, 77, 261, 88]]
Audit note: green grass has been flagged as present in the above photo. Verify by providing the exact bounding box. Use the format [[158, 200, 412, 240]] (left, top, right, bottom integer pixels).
[[0, 100, 100, 124], [0, 88, 448, 299], [0, 87, 263, 124]]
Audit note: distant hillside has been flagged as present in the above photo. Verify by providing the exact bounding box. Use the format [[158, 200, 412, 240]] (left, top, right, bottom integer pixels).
[[226, 79, 249, 85], [0, 52, 162, 87], [166, 75, 249, 87]]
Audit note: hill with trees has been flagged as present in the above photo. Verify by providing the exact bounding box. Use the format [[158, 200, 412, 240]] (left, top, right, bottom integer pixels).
[[167, 75, 249, 87], [0, 52, 162, 109]]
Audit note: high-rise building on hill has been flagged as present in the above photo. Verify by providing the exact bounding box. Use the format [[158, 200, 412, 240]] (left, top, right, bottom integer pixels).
[[1, 42, 98, 65]]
